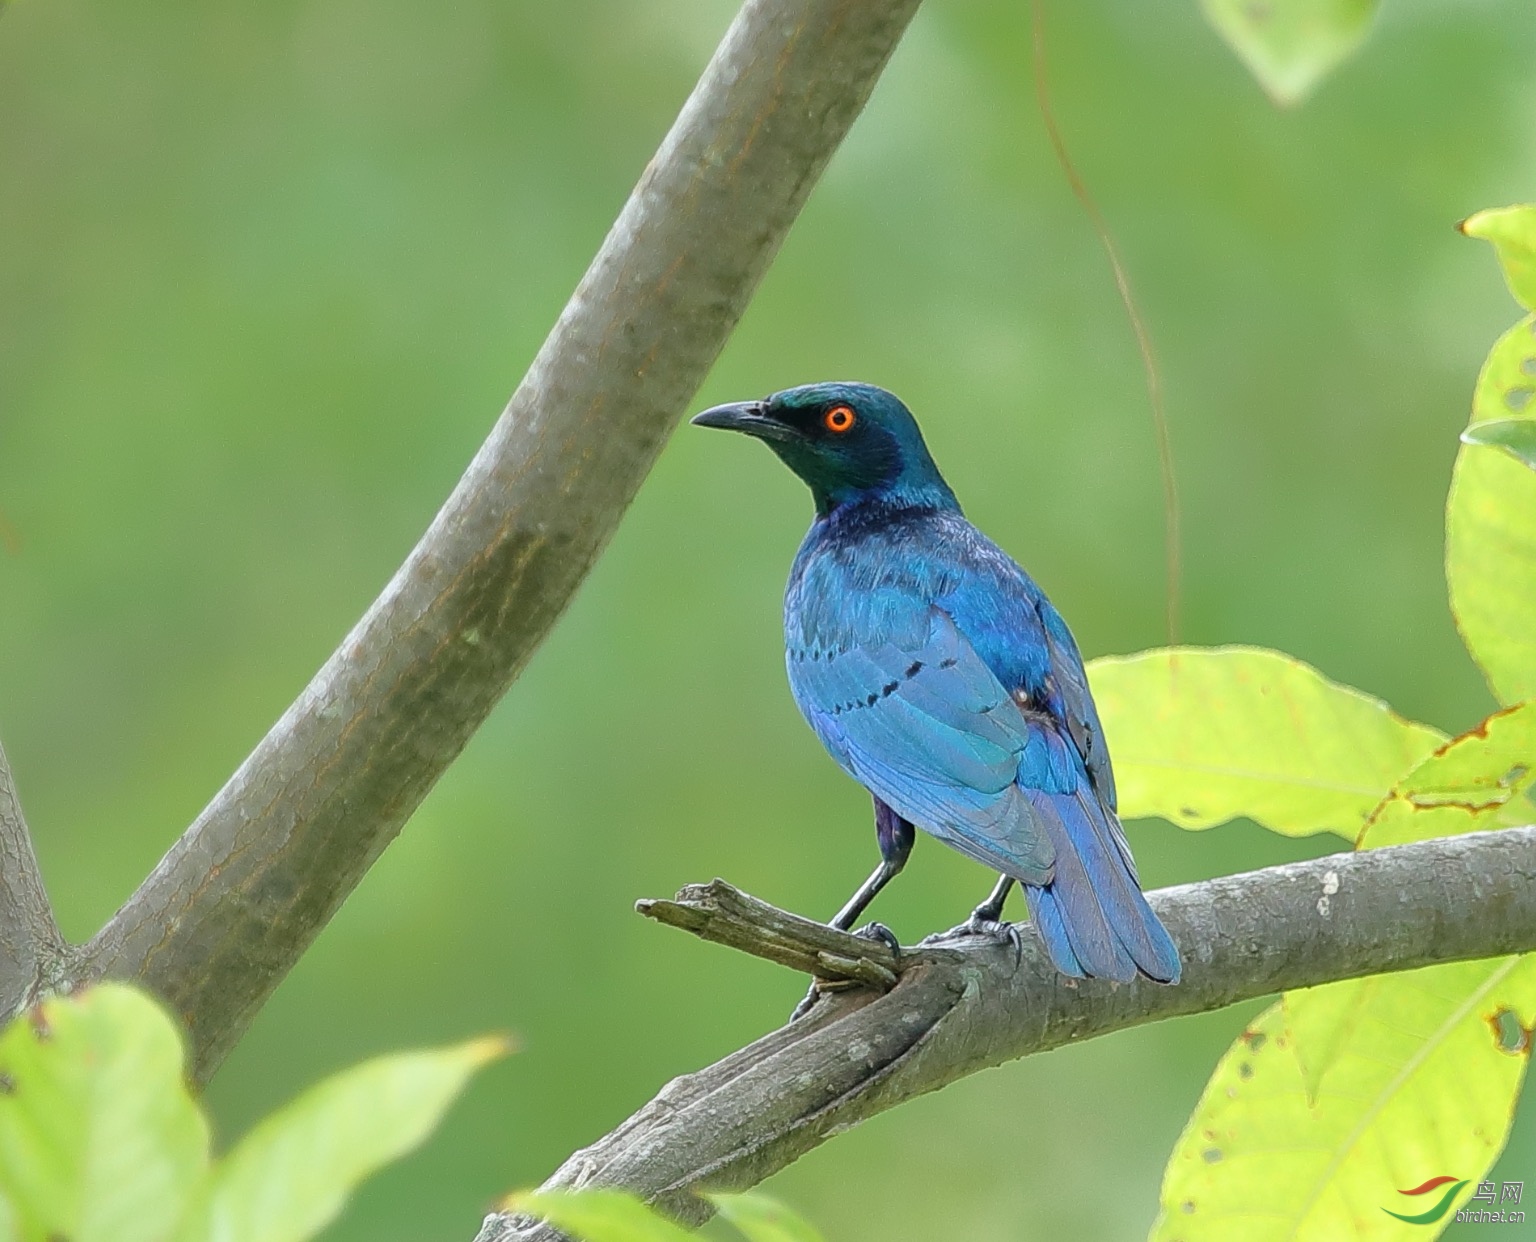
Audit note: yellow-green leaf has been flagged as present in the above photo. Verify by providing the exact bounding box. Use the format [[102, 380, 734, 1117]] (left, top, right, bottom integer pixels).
[[1470, 316, 1536, 423], [1463, 419, 1536, 473], [0, 984, 210, 1242], [1359, 702, 1536, 849], [1087, 647, 1444, 838], [1460, 206, 1536, 311], [707, 1192, 825, 1242], [1156, 959, 1536, 1242], [508, 1189, 696, 1242], [1445, 318, 1536, 706], [1199, 0, 1379, 106], [1284, 975, 1384, 1106], [1282, 705, 1535, 1115], [192, 1035, 510, 1242]]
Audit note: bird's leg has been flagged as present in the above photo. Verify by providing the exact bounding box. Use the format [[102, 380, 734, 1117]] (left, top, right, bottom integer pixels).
[[829, 798, 915, 949], [970, 874, 1014, 925], [826, 859, 901, 934], [791, 798, 914, 1020]]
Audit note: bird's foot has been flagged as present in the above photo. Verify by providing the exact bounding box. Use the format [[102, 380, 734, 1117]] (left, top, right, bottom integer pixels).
[[851, 920, 901, 957], [789, 982, 822, 1022], [919, 915, 1024, 965], [963, 916, 1025, 964], [790, 921, 903, 1021]]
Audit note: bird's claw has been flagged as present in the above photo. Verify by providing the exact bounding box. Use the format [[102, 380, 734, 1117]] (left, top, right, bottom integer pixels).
[[967, 917, 1025, 965], [790, 921, 903, 1022], [852, 921, 901, 958], [789, 982, 821, 1022], [920, 916, 1025, 965]]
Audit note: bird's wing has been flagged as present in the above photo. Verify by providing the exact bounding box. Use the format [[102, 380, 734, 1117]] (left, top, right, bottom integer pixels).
[[789, 606, 1057, 882], [1033, 597, 1138, 881], [1036, 598, 1116, 811]]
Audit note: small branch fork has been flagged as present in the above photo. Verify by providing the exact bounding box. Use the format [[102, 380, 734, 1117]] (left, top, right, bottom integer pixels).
[[56, 0, 924, 1084], [479, 826, 1536, 1241], [0, 741, 67, 1018]]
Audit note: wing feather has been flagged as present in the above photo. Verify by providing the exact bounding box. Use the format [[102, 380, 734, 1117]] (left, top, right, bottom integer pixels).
[[789, 608, 1056, 882]]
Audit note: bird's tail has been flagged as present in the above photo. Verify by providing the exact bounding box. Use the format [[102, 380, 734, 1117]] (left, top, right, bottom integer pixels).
[[1020, 786, 1180, 984]]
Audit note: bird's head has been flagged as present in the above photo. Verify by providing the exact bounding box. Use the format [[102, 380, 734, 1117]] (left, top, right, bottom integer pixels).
[[690, 382, 956, 516]]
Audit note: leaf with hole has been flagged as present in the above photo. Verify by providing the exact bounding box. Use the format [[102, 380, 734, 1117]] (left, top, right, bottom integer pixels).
[[1357, 702, 1536, 849], [1155, 958, 1536, 1241], [1282, 702, 1536, 1104], [1188, 700, 1536, 1233]]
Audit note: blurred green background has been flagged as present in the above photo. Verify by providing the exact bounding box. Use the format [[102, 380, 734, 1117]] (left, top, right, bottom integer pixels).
[[2, 0, 1534, 1237]]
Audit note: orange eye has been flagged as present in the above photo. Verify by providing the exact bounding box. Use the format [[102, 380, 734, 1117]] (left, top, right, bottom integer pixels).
[[824, 405, 856, 433]]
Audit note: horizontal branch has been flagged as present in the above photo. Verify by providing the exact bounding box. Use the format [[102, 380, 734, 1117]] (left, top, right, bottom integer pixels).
[[0, 739, 66, 1018], [74, 0, 923, 1082], [479, 825, 1536, 1241]]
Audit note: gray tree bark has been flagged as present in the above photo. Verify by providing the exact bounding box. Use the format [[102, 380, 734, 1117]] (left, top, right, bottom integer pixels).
[[479, 826, 1536, 1240], [0, 741, 66, 1017]]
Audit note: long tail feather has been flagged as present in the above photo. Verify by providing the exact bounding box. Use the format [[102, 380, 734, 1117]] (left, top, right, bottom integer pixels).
[[1019, 786, 1180, 984]]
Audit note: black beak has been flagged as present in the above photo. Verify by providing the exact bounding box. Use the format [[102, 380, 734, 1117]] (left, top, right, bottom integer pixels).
[[690, 400, 793, 442]]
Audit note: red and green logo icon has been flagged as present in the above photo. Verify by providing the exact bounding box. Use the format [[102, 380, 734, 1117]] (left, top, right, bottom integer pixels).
[[1382, 1176, 1468, 1225]]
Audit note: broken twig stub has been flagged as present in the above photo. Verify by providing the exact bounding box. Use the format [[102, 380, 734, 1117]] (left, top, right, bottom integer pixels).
[[637, 879, 905, 990]]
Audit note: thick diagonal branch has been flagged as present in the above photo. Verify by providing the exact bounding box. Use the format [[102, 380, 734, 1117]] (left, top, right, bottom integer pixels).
[[0, 740, 66, 1018], [76, 0, 924, 1082], [478, 826, 1536, 1242]]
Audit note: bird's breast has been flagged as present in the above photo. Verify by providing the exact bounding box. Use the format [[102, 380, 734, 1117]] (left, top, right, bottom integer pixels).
[[784, 516, 960, 652]]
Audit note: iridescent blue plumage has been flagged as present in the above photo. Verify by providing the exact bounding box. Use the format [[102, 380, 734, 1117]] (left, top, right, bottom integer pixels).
[[692, 382, 1180, 984]]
